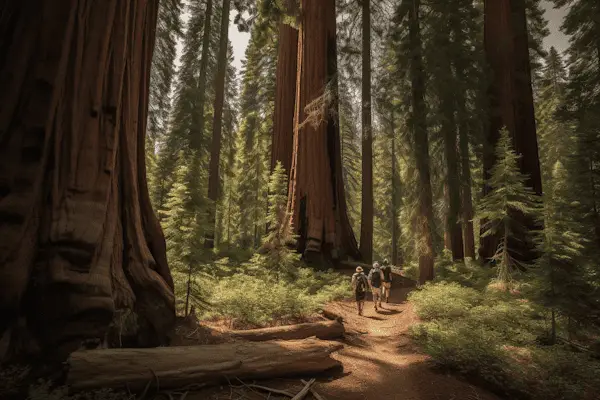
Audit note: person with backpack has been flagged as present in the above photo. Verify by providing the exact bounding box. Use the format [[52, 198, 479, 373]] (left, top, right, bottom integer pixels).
[[381, 258, 393, 303], [351, 266, 368, 315], [368, 262, 385, 311]]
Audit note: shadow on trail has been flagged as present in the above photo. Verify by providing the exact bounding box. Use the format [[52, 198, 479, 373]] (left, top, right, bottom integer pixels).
[[376, 308, 402, 315]]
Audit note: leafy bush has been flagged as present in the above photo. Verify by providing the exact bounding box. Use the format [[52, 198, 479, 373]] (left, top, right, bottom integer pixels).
[[409, 280, 600, 400], [204, 267, 351, 328], [408, 282, 482, 319]]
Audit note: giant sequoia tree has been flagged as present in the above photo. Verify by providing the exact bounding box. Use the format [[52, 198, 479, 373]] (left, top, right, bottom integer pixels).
[[359, 0, 374, 263], [0, 0, 175, 360], [287, 0, 361, 263], [480, 0, 542, 262], [271, 14, 299, 176]]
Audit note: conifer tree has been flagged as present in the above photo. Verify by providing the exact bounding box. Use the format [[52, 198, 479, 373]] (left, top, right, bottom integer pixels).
[[553, 0, 600, 247], [478, 129, 540, 285], [148, 0, 182, 145], [246, 162, 300, 281], [538, 161, 588, 343], [150, 0, 206, 212], [161, 152, 207, 316], [407, 0, 436, 283]]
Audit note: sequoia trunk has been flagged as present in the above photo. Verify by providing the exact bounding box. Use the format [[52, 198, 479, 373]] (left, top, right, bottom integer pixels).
[[287, 0, 361, 263], [480, 0, 542, 261], [359, 0, 374, 263], [408, 0, 435, 284], [0, 0, 175, 361], [271, 22, 298, 176], [205, 0, 231, 249]]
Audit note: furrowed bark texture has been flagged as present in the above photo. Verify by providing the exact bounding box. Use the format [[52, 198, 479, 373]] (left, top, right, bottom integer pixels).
[[481, 0, 542, 262], [67, 339, 344, 392], [359, 0, 374, 263], [0, 0, 175, 360], [408, 0, 435, 284], [271, 22, 298, 177], [287, 0, 361, 263], [229, 320, 344, 342]]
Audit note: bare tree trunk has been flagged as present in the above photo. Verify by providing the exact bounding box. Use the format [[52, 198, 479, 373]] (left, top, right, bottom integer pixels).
[[271, 23, 298, 177], [451, 9, 476, 259], [480, 0, 542, 262], [359, 0, 374, 263], [409, 0, 435, 284], [205, 0, 231, 249], [458, 111, 476, 259], [390, 110, 402, 266], [192, 0, 213, 150], [441, 106, 464, 260], [287, 0, 361, 264], [0, 0, 175, 361]]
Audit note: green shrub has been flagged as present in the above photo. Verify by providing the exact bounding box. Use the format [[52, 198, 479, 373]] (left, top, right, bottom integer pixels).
[[409, 281, 600, 400], [408, 282, 482, 319], [204, 268, 351, 328]]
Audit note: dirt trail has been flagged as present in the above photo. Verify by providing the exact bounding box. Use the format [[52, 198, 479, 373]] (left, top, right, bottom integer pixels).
[[191, 271, 501, 400], [315, 278, 500, 400]]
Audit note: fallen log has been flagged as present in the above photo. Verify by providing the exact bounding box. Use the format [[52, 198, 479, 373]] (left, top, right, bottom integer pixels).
[[320, 309, 344, 323], [229, 320, 344, 342], [66, 338, 343, 392]]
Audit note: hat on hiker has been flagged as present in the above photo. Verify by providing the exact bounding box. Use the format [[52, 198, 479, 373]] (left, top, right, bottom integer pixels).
[[383, 258, 389, 265], [356, 266, 363, 272], [373, 262, 380, 269]]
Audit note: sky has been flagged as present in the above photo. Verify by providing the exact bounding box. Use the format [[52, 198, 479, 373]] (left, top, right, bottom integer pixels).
[[220, 3, 571, 78], [542, 1, 569, 53]]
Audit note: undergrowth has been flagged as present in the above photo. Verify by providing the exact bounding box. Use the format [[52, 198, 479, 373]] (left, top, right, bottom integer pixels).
[[408, 262, 600, 400], [203, 266, 351, 328]]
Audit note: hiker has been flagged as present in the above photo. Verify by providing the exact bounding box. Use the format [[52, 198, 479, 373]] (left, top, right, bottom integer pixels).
[[351, 266, 368, 316], [368, 262, 385, 311], [381, 258, 393, 303]]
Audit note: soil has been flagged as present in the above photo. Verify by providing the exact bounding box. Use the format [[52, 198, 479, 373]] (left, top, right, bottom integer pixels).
[[185, 271, 501, 400]]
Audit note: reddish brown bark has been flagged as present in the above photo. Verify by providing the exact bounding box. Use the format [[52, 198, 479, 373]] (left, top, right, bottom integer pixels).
[[271, 23, 298, 177], [409, 0, 435, 284], [359, 0, 374, 263], [287, 0, 361, 263], [480, 0, 542, 261], [0, 0, 175, 361], [205, 0, 231, 249]]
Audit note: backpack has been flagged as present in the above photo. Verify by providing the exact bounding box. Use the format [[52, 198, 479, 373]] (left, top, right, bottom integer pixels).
[[355, 274, 367, 293], [382, 266, 392, 282], [370, 268, 382, 287]]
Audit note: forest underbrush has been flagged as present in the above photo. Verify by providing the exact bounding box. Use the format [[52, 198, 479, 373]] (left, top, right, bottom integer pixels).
[[407, 258, 600, 400], [173, 256, 352, 330]]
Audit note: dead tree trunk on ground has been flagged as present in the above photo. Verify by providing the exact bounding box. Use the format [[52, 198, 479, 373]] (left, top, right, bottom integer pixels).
[[229, 320, 344, 342], [67, 338, 343, 392]]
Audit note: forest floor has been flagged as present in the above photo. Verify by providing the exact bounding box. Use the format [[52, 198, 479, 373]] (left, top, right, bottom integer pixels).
[[186, 270, 501, 400]]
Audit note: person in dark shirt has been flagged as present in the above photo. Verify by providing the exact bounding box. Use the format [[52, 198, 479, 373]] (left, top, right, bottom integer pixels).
[[351, 267, 368, 316], [381, 258, 393, 303]]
